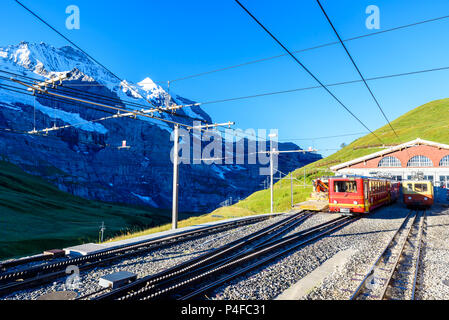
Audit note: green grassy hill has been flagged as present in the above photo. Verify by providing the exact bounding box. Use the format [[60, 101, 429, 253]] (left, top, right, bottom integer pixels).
[[0, 160, 171, 259]]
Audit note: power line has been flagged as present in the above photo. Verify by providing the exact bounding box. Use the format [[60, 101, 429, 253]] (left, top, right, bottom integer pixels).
[[0, 83, 135, 119], [316, 0, 399, 139], [194, 65, 449, 106], [12, 77, 200, 130], [0, 126, 108, 148], [279, 132, 366, 141], [0, 74, 262, 141], [0, 70, 156, 109], [0, 72, 207, 124], [155, 13, 449, 84], [4, 78, 241, 144], [0, 81, 247, 141], [3, 77, 449, 153], [3, 62, 449, 138], [3, 63, 449, 143], [234, 0, 383, 144]]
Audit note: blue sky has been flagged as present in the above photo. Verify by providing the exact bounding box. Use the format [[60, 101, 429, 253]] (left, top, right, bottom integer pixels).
[[1, 0, 449, 156]]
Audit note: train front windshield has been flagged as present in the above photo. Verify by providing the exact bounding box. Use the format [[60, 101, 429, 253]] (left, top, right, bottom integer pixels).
[[334, 181, 357, 193], [405, 183, 429, 193], [414, 183, 428, 192]]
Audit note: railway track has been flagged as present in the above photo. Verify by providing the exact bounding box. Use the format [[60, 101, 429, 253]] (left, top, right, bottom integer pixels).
[[0, 213, 277, 297], [92, 213, 356, 300], [350, 209, 427, 300]]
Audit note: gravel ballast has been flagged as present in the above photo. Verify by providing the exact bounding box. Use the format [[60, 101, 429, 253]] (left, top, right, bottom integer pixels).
[[4, 204, 449, 300], [2, 214, 290, 300], [212, 204, 411, 300], [415, 206, 449, 299]]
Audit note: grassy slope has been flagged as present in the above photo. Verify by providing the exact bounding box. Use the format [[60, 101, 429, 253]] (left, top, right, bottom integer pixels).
[[0, 160, 171, 259], [108, 98, 449, 242]]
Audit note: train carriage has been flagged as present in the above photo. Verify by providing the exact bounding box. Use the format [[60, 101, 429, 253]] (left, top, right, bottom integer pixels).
[[389, 181, 401, 203], [402, 180, 434, 208], [328, 176, 395, 214]]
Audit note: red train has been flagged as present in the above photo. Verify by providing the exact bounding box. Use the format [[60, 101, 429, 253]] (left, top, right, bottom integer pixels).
[[328, 176, 401, 214]]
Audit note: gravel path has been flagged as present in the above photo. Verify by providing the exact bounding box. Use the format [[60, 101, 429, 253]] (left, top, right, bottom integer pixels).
[[2, 214, 289, 300], [211, 203, 410, 300]]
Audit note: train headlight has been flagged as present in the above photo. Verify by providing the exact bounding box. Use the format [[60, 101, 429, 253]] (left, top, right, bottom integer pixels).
[[408, 197, 412, 200], [333, 200, 337, 204], [353, 201, 358, 205], [424, 197, 428, 200]]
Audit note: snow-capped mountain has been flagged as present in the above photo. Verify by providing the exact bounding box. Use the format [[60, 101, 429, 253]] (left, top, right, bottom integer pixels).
[[0, 41, 210, 129], [0, 42, 321, 212]]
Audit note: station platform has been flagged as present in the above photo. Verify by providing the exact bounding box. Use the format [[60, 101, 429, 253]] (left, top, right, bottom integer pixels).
[[64, 212, 286, 257], [294, 200, 329, 212]]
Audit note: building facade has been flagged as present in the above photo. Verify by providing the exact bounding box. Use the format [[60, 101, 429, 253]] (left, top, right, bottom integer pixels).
[[331, 138, 449, 187]]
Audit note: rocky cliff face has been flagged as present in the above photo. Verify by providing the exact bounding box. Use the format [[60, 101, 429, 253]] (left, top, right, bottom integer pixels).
[[0, 42, 321, 212]]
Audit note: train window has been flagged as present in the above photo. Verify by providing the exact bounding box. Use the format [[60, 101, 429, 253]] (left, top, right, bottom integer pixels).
[[414, 184, 428, 192], [334, 181, 357, 193], [364, 181, 369, 198], [407, 184, 413, 191]]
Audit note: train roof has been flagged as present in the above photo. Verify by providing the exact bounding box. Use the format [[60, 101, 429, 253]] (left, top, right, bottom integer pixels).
[[329, 175, 394, 180], [402, 180, 433, 183]]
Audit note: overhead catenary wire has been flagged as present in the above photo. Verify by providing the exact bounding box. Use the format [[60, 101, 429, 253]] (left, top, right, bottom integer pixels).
[[3, 2, 448, 145], [0, 75, 263, 141], [3, 65, 449, 111], [8, 78, 242, 144], [177, 65, 449, 107], [1, 80, 447, 144], [0, 82, 251, 141], [0, 75, 194, 128], [13, 0, 448, 132], [0, 70, 160, 110], [2, 61, 449, 143], [154, 13, 449, 84], [0, 126, 109, 148], [316, 0, 400, 139], [0, 72, 207, 124], [234, 0, 384, 144], [11, 78, 203, 130], [279, 132, 366, 141], [10, 0, 448, 144], [0, 82, 143, 120]]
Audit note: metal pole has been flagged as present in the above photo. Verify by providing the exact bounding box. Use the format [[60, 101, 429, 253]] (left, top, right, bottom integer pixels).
[[270, 146, 274, 213], [291, 172, 293, 207], [172, 124, 179, 229], [99, 221, 105, 243]]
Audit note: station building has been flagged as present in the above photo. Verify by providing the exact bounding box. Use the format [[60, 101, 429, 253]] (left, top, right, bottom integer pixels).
[[331, 138, 449, 187]]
